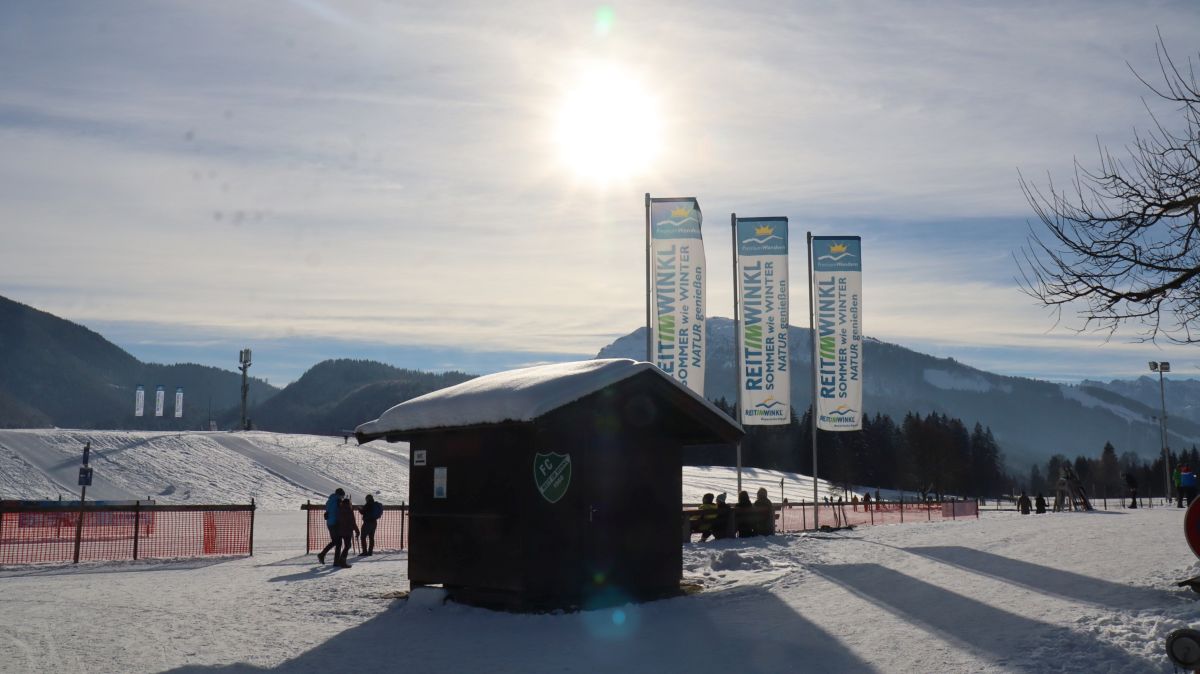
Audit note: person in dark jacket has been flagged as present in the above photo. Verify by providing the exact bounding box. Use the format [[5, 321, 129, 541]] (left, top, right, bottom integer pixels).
[[360, 494, 383, 556], [317, 487, 344, 565], [712, 493, 734, 540], [1017, 491, 1032, 515], [695, 493, 717, 542], [1034, 493, 1047, 514], [754, 487, 774, 535], [735, 491, 756, 537], [1124, 473, 1138, 509], [334, 496, 360, 568]]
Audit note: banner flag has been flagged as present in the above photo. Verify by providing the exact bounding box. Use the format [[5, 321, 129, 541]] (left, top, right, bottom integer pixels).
[[174, 387, 184, 418], [155, 385, 165, 418], [135, 385, 145, 417], [649, 197, 706, 396], [735, 217, 790, 425], [812, 236, 863, 431]]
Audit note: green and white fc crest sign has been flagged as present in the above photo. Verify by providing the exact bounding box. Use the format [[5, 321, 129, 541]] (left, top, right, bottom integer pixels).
[[534, 452, 571, 504]]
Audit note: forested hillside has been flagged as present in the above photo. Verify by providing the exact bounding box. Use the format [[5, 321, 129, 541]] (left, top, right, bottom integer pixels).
[[0, 295, 277, 429], [248, 359, 475, 434]]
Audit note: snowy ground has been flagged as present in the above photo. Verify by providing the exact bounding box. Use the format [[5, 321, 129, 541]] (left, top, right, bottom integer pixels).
[[1, 507, 1198, 672], [3, 430, 1199, 673]]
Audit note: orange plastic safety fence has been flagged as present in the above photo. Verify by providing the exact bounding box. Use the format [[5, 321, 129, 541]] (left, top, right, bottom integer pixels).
[[304, 503, 408, 554], [684, 500, 976, 543], [0, 504, 254, 566]]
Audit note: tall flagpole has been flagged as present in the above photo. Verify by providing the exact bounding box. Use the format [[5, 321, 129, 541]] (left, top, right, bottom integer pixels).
[[808, 231, 818, 528], [645, 193, 652, 362], [732, 213, 743, 496]]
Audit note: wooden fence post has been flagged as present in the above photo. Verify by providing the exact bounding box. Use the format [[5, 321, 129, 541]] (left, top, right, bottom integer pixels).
[[73, 491, 86, 564], [133, 501, 141, 560], [249, 498, 256, 556]]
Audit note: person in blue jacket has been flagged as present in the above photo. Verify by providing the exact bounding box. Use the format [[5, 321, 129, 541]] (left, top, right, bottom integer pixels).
[[317, 487, 344, 564], [1182, 466, 1197, 507], [360, 494, 383, 556]]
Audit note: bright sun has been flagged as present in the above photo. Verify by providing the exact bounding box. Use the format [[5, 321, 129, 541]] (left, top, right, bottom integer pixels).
[[555, 64, 661, 183]]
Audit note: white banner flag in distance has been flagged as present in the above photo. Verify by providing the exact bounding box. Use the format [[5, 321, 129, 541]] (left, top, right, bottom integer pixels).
[[736, 217, 790, 425], [135, 384, 145, 417], [812, 236, 862, 431], [155, 385, 165, 417], [649, 197, 706, 395], [174, 387, 184, 418]]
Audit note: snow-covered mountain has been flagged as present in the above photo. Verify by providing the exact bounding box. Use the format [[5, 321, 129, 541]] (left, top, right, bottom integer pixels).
[[598, 318, 1200, 467], [1082, 376, 1200, 425]]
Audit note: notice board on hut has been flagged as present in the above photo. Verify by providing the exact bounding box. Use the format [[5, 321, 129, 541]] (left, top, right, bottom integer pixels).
[[356, 358, 743, 610]]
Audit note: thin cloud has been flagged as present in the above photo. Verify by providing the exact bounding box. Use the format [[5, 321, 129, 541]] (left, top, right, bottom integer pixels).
[[1, 1, 1198, 382]]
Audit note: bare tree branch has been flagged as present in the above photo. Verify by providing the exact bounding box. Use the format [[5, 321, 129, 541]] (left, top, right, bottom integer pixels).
[[1017, 34, 1200, 345]]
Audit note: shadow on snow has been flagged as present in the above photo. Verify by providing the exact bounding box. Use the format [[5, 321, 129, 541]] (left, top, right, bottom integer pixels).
[[162, 585, 878, 674], [905, 546, 1182, 612], [811, 563, 1158, 672]]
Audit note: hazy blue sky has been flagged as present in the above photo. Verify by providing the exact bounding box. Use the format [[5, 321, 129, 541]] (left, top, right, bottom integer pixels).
[[3, 1, 1199, 385]]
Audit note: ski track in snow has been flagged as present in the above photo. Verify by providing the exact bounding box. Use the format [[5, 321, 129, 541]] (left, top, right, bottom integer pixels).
[[1, 431, 1198, 672], [0, 429, 410, 508]]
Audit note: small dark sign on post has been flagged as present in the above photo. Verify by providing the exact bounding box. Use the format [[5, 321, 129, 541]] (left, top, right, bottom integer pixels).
[[74, 440, 91, 564]]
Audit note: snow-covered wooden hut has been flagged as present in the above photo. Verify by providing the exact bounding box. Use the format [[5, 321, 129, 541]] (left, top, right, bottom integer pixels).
[[355, 358, 743, 610]]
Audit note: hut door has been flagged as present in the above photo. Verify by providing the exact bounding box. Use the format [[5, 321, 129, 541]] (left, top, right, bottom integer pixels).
[[583, 478, 621, 589]]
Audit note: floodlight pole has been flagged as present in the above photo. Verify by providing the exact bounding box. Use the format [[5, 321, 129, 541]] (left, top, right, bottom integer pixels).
[[1151, 362, 1171, 502], [239, 348, 252, 431]]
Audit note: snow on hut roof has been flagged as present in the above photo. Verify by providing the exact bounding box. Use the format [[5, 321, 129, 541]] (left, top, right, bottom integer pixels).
[[355, 358, 739, 441]]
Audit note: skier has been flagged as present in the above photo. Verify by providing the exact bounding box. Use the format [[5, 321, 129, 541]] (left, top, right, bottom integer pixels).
[[1034, 492, 1047, 514], [1017, 491, 1032, 515], [360, 494, 383, 556], [317, 487, 345, 565], [1124, 472, 1138, 509]]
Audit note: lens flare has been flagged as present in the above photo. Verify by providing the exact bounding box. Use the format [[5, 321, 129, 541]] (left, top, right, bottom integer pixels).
[[594, 6, 615, 37]]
